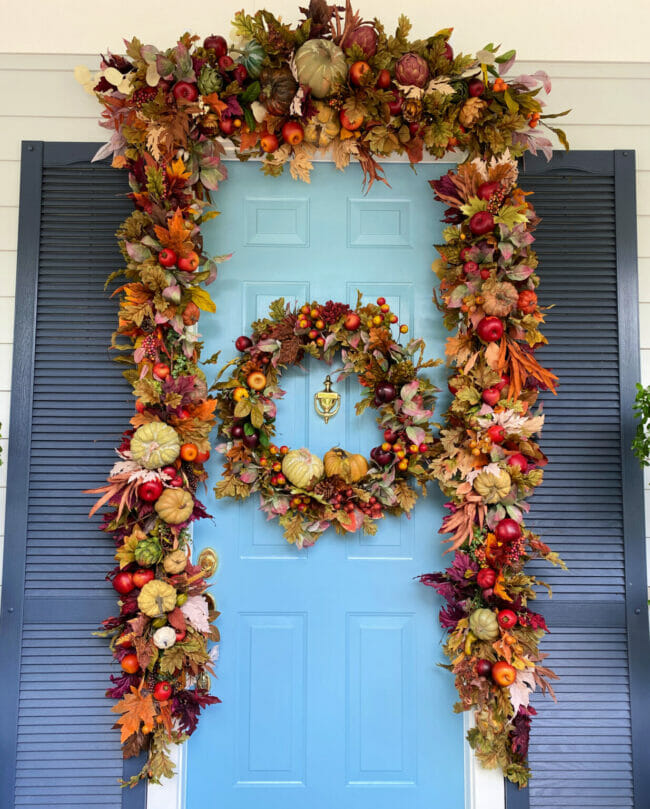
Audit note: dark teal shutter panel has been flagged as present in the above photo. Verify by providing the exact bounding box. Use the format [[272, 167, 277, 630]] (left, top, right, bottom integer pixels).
[[505, 153, 649, 809], [0, 143, 145, 809]]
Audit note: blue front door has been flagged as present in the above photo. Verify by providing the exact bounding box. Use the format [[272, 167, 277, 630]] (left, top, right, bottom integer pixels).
[[188, 161, 464, 808]]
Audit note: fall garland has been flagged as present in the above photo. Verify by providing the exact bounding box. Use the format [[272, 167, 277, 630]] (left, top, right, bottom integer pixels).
[[213, 296, 439, 548], [80, 0, 568, 788]]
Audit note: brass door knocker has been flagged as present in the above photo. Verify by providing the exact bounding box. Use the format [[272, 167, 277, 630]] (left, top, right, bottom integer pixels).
[[314, 375, 341, 424]]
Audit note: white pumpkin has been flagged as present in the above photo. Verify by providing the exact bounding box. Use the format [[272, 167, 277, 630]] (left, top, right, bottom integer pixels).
[[281, 448, 324, 490], [152, 626, 177, 649], [130, 422, 180, 469]]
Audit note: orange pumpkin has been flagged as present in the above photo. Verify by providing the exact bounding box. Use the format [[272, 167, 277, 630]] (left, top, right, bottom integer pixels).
[[323, 448, 368, 483]]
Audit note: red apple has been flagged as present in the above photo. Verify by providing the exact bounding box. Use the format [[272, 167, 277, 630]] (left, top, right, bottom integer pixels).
[[448, 378, 459, 395], [462, 261, 479, 275], [492, 661, 516, 686], [349, 60, 371, 86], [495, 373, 510, 391], [480, 268, 490, 280], [477, 181, 501, 201], [135, 399, 146, 414], [476, 317, 504, 342], [469, 211, 495, 235], [153, 362, 170, 380], [375, 382, 397, 403], [231, 424, 245, 439], [235, 335, 253, 351], [375, 449, 394, 466], [196, 449, 210, 464], [158, 248, 177, 268], [169, 476, 183, 488], [477, 568, 497, 589], [173, 82, 198, 102], [161, 466, 177, 478], [444, 43, 454, 61], [218, 55, 234, 72], [260, 132, 279, 153], [204, 35, 228, 58], [497, 609, 517, 630], [507, 453, 528, 472], [339, 108, 363, 131], [281, 121, 304, 146], [174, 626, 186, 642], [476, 659, 493, 677], [243, 432, 259, 449], [132, 569, 155, 588], [139, 479, 164, 502], [220, 117, 236, 136], [387, 90, 403, 115], [178, 252, 200, 272], [482, 387, 501, 406], [344, 312, 361, 330], [233, 64, 248, 84], [495, 518, 522, 543], [459, 247, 472, 261], [153, 681, 173, 701], [376, 69, 391, 89], [487, 424, 506, 444], [113, 571, 134, 595], [468, 77, 484, 97]]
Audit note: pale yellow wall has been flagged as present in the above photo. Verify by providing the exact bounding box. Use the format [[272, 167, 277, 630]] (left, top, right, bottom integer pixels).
[[0, 51, 649, 602]]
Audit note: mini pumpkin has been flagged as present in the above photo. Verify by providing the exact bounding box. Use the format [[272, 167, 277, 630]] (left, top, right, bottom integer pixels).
[[163, 549, 188, 574], [294, 39, 348, 99], [152, 626, 177, 649], [469, 608, 500, 641], [281, 448, 324, 490], [473, 469, 512, 503], [131, 422, 180, 470], [155, 488, 194, 524], [137, 580, 177, 617], [324, 448, 368, 484]]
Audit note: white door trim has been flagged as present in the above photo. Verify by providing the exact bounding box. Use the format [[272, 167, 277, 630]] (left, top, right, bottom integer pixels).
[[146, 152, 505, 809]]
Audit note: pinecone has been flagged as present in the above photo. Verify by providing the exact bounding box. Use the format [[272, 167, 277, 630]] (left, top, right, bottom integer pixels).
[[458, 98, 487, 128], [184, 465, 199, 493], [131, 86, 157, 109], [320, 300, 351, 325], [402, 98, 423, 124], [197, 65, 223, 96], [269, 317, 303, 366], [313, 475, 346, 500]]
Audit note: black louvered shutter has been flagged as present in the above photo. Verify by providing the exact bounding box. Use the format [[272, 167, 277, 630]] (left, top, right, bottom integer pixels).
[[0, 143, 145, 809], [506, 152, 649, 808]]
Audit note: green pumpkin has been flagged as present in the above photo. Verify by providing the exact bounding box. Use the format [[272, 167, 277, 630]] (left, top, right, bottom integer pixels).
[[198, 65, 223, 95], [134, 537, 163, 567], [294, 39, 347, 99], [239, 39, 266, 78], [469, 608, 500, 641]]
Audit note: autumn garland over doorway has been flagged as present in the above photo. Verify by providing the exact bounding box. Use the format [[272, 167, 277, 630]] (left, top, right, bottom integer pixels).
[[80, 0, 568, 788]]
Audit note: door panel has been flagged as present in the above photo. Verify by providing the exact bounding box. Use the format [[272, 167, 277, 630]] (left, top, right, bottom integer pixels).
[[187, 161, 464, 808]]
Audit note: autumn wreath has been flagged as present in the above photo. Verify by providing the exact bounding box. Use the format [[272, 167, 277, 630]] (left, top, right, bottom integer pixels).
[[213, 295, 439, 548]]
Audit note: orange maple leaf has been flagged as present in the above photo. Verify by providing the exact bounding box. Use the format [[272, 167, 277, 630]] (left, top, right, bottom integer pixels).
[[203, 93, 227, 115], [111, 686, 157, 743], [154, 209, 194, 257], [188, 397, 218, 423], [239, 125, 260, 152]]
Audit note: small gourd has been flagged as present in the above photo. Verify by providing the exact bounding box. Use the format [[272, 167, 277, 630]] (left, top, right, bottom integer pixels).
[[163, 549, 188, 575], [282, 448, 324, 490], [137, 580, 177, 617], [469, 608, 500, 641], [323, 448, 368, 484], [152, 626, 177, 649], [155, 488, 194, 524], [294, 39, 348, 99], [473, 469, 512, 503], [131, 422, 180, 470]]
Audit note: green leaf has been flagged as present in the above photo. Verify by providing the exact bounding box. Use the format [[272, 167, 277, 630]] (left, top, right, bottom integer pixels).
[[460, 197, 488, 218], [494, 205, 528, 229], [503, 89, 519, 115], [495, 49, 516, 64], [269, 298, 287, 321], [234, 399, 252, 419], [240, 80, 261, 104], [547, 125, 570, 151]]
